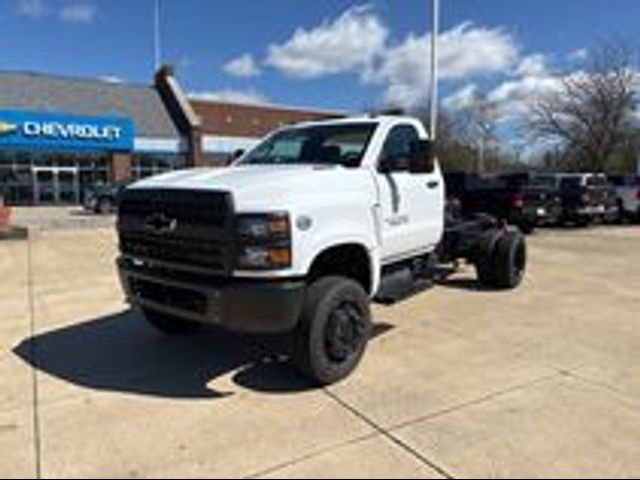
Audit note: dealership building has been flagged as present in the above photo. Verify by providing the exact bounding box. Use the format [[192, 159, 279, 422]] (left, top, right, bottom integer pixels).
[[0, 67, 340, 205]]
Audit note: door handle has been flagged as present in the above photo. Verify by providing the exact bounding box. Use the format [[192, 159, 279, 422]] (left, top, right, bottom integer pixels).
[[426, 180, 440, 189]]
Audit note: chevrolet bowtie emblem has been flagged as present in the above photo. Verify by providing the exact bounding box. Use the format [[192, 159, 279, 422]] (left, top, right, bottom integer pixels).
[[145, 212, 178, 234], [0, 122, 18, 136]]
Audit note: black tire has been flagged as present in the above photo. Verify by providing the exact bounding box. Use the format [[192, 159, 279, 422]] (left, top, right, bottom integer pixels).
[[474, 230, 500, 288], [493, 230, 527, 289], [293, 276, 371, 386], [575, 215, 592, 228], [141, 308, 201, 335], [517, 221, 535, 235], [96, 197, 112, 215]]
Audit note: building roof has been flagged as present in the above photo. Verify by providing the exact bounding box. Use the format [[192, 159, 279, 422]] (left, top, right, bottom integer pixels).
[[190, 99, 344, 138], [0, 71, 180, 139]]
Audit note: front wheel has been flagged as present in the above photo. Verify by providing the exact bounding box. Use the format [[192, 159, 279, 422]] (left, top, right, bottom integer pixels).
[[517, 221, 535, 235], [96, 197, 113, 215], [293, 277, 371, 386]]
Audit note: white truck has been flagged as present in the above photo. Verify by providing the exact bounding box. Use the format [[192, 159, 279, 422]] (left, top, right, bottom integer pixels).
[[610, 174, 640, 222], [116, 115, 526, 385]]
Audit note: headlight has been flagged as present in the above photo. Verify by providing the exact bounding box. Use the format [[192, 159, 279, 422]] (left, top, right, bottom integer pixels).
[[235, 212, 291, 270], [236, 213, 290, 239]]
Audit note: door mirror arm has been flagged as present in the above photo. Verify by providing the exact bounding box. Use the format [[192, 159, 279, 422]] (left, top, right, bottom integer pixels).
[[378, 156, 393, 174]]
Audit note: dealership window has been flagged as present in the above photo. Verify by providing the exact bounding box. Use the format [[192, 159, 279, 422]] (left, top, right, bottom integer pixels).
[[131, 153, 187, 180], [0, 149, 110, 205]]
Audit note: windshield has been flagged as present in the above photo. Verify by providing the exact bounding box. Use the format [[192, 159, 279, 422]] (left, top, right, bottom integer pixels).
[[237, 123, 377, 167], [560, 177, 582, 189], [586, 175, 609, 187], [532, 176, 557, 189]]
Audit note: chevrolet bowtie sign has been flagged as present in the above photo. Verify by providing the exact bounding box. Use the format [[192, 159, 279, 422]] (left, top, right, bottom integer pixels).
[[0, 122, 18, 136], [0, 110, 135, 152]]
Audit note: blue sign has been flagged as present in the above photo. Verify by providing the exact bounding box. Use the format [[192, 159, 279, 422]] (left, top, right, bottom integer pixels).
[[0, 110, 134, 152]]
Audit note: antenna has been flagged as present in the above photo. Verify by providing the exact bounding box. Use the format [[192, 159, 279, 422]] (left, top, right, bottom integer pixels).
[[153, 0, 162, 72], [429, 0, 440, 141]]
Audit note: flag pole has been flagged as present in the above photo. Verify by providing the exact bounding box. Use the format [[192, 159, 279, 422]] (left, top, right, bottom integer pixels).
[[154, 0, 162, 72], [429, 0, 440, 141]]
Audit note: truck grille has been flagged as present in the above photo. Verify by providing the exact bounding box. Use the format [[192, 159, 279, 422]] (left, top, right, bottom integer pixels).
[[117, 188, 235, 274]]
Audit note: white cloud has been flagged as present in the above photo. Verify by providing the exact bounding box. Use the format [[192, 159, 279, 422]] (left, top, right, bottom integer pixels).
[[15, 0, 47, 18], [59, 3, 97, 25], [99, 75, 124, 84], [488, 75, 562, 119], [515, 54, 548, 78], [442, 84, 479, 111], [17, 0, 97, 24], [374, 22, 519, 108], [189, 89, 269, 105], [568, 48, 588, 62], [441, 52, 560, 122], [266, 5, 388, 79], [223, 54, 261, 78]]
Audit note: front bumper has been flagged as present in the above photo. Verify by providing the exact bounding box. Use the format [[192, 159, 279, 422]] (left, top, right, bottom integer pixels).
[[576, 205, 608, 216], [117, 257, 305, 334]]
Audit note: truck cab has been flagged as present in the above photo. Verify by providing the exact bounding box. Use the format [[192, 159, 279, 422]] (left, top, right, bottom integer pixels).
[[116, 116, 524, 385]]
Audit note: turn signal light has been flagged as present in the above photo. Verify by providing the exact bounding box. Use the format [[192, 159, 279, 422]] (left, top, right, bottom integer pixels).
[[267, 248, 292, 266]]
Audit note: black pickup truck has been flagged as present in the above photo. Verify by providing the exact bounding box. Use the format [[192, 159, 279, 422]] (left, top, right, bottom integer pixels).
[[551, 173, 619, 226], [444, 172, 562, 234], [83, 181, 130, 214]]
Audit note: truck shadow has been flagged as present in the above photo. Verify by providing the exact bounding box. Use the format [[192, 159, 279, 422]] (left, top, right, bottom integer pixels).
[[13, 309, 394, 400]]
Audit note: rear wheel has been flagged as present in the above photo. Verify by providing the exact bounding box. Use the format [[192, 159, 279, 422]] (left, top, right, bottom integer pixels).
[[474, 230, 500, 288], [493, 230, 527, 289], [141, 308, 201, 335], [293, 276, 371, 386]]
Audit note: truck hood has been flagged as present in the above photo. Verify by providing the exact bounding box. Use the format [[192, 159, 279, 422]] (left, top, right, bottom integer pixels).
[[129, 165, 372, 210]]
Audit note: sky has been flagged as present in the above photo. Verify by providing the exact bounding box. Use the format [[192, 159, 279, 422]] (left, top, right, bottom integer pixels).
[[1, 0, 639, 136]]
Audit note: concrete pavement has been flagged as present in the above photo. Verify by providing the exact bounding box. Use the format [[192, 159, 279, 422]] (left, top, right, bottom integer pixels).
[[1, 226, 640, 478]]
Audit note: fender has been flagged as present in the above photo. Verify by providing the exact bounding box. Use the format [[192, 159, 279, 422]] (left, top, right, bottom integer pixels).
[[301, 234, 382, 297]]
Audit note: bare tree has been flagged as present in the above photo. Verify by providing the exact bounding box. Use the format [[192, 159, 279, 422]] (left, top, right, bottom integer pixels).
[[528, 41, 638, 172], [454, 93, 501, 173]]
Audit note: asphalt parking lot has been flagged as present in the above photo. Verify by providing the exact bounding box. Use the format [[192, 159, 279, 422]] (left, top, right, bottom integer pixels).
[[1, 223, 640, 478]]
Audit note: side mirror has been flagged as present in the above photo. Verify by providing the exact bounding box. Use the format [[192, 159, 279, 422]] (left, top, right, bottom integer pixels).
[[409, 140, 436, 174], [225, 149, 245, 167]]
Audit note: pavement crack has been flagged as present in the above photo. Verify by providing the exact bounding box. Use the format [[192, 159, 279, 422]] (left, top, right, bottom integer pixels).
[[555, 369, 640, 410], [242, 432, 378, 479], [322, 388, 456, 479], [387, 372, 561, 433], [26, 232, 43, 480]]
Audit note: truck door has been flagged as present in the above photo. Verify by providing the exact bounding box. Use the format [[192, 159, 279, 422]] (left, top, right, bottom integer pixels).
[[375, 124, 444, 263]]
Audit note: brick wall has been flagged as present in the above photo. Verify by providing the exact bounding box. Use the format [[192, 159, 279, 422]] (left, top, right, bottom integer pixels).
[[191, 100, 343, 138]]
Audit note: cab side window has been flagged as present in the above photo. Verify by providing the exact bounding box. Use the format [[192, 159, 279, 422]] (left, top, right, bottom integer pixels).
[[379, 125, 420, 172]]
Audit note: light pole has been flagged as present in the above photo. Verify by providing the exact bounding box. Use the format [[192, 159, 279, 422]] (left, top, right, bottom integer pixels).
[[154, 0, 162, 72], [429, 0, 440, 141]]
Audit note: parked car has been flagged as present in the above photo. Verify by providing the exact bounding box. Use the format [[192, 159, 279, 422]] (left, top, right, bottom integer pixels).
[[444, 171, 560, 234], [83, 181, 130, 214], [555, 173, 619, 226], [609, 174, 640, 223], [116, 115, 527, 385]]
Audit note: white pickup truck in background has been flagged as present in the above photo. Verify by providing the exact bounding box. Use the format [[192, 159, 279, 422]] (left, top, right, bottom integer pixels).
[[116, 115, 527, 385], [610, 174, 640, 222]]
